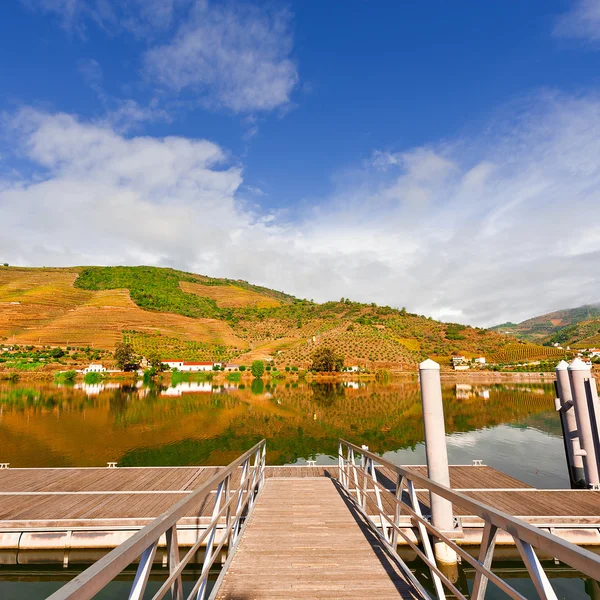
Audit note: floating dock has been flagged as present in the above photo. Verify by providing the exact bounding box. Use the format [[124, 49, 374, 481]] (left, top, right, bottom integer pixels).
[[214, 477, 421, 600], [0, 464, 599, 565]]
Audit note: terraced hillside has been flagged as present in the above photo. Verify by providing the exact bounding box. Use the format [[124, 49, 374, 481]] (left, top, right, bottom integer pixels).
[[0, 266, 566, 368], [491, 303, 600, 347]]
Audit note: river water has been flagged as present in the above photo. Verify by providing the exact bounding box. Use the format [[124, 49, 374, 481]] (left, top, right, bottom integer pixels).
[[0, 378, 597, 598]]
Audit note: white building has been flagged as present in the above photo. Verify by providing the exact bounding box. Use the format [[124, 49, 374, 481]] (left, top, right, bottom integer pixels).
[[345, 366, 359, 372], [180, 362, 214, 372], [84, 363, 106, 373], [161, 359, 184, 370], [161, 360, 214, 372], [474, 357, 486, 365]]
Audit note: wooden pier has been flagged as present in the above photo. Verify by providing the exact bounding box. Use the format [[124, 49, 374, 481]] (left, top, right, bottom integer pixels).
[[214, 478, 421, 600], [0, 463, 599, 565]]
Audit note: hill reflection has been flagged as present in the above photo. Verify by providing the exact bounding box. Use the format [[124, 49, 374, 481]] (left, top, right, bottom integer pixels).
[[0, 380, 557, 468]]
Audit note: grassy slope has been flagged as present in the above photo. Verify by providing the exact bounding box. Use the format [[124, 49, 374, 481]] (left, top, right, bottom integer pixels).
[[490, 303, 600, 347], [0, 265, 566, 367]]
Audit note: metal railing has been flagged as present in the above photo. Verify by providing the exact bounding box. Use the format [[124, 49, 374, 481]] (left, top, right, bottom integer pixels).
[[338, 439, 600, 600], [47, 440, 266, 600]]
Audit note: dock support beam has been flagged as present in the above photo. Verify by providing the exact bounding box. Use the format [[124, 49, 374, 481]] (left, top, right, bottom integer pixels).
[[555, 360, 585, 488], [419, 358, 457, 566], [568, 358, 600, 488]]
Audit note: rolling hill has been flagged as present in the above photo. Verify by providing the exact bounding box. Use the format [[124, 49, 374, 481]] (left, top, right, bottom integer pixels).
[[0, 265, 568, 369], [490, 304, 600, 348]]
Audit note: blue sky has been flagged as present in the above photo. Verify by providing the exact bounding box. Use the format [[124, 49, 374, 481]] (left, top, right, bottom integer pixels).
[[1, 0, 600, 326]]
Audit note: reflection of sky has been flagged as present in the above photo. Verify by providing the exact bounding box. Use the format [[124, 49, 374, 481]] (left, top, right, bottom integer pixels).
[[301, 424, 570, 489]]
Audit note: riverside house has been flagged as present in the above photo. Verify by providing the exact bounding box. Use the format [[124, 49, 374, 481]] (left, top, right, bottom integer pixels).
[[161, 360, 214, 372]]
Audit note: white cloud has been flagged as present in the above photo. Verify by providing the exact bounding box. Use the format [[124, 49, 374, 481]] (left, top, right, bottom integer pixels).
[[2, 94, 600, 327], [554, 0, 600, 42], [22, 0, 182, 36], [21, 0, 84, 32], [24, 0, 298, 117], [143, 1, 298, 113]]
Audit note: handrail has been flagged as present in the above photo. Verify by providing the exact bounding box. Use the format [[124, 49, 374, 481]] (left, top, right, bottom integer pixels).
[[338, 439, 600, 600], [47, 439, 266, 600]]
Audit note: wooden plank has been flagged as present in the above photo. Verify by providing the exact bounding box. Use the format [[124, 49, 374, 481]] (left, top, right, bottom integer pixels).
[[0, 465, 598, 532], [215, 478, 421, 600]]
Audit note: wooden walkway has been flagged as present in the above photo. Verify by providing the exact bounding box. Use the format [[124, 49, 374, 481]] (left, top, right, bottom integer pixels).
[[0, 465, 531, 528], [0, 464, 599, 561], [215, 478, 421, 600]]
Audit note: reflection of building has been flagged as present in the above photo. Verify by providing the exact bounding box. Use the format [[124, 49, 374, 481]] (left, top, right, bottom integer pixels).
[[456, 384, 490, 400], [455, 384, 472, 399], [343, 381, 360, 389], [161, 382, 213, 396], [74, 382, 120, 395]]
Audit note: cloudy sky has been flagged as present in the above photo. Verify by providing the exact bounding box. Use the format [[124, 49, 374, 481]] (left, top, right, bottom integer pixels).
[[1, 1, 599, 327]]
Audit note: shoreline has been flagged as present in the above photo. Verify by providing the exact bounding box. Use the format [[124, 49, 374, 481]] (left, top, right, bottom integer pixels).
[[0, 368, 561, 384]]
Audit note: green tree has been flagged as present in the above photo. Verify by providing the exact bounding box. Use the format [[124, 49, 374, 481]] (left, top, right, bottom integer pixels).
[[311, 347, 344, 372], [50, 347, 65, 359], [114, 343, 136, 370], [251, 378, 265, 394], [375, 368, 391, 383], [251, 360, 265, 378], [146, 350, 163, 371]]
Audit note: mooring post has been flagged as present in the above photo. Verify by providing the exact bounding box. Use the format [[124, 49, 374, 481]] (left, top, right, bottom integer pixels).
[[584, 377, 600, 488], [419, 358, 457, 566], [568, 358, 600, 488], [555, 360, 586, 488]]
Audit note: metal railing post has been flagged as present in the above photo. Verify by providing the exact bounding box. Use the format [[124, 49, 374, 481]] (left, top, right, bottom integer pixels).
[[470, 522, 497, 600], [128, 540, 158, 600], [165, 526, 183, 600], [514, 539, 559, 600], [338, 440, 343, 486], [391, 473, 403, 549], [361, 446, 369, 511], [408, 479, 446, 600]]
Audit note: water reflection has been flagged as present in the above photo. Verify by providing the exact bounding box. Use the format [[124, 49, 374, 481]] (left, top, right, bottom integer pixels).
[[0, 379, 565, 480]]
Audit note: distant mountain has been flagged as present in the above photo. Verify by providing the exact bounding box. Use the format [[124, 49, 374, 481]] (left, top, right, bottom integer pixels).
[[0, 265, 566, 369], [490, 304, 600, 347]]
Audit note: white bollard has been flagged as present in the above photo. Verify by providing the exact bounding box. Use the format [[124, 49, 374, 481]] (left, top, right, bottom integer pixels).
[[584, 377, 600, 488], [555, 361, 585, 488], [568, 359, 600, 488], [419, 359, 457, 565]]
